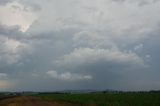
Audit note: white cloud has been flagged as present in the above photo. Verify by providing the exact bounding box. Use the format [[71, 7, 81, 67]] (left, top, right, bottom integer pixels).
[[0, 1, 37, 32], [56, 48, 145, 68], [0, 36, 30, 64], [47, 70, 92, 81], [5, 39, 22, 53]]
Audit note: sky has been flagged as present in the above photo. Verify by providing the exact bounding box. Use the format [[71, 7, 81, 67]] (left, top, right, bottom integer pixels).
[[0, 0, 160, 91]]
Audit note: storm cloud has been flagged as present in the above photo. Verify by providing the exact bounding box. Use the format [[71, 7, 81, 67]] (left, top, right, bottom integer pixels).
[[0, 0, 160, 91]]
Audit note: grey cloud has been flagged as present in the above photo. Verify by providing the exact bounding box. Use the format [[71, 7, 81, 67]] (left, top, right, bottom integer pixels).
[[0, 0, 14, 5], [0, 24, 22, 37], [54, 47, 148, 90], [111, 0, 160, 4], [0, 24, 32, 76], [1, 0, 160, 91], [0, 73, 7, 79], [19, 0, 42, 12]]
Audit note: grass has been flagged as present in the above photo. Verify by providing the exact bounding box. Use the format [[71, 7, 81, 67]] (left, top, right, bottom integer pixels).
[[0, 93, 17, 101], [35, 92, 160, 106]]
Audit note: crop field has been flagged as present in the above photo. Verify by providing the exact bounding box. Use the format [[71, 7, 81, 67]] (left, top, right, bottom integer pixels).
[[0, 92, 160, 106], [36, 92, 160, 106]]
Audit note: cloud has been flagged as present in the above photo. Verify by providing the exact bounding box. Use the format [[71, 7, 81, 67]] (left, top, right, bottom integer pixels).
[[0, 1, 37, 32], [134, 44, 143, 51], [0, 73, 8, 79], [111, 0, 159, 5], [47, 70, 92, 81], [0, 24, 32, 65], [0, 80, 14, 91], [0, 36, 29, 64], [0, 0, 14, 5], [18, 0, 42, 12], [0, 0, 160, 91], [56, 48, 145, 68], [0, 24, 21, 37], [0, 73, 14, 91], [73, 31, 115, 49]]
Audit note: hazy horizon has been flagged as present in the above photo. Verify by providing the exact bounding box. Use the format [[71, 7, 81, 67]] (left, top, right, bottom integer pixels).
[[0, 0, 160, 91]]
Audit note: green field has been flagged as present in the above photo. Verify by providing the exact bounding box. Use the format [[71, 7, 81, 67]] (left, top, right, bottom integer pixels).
[[0, 93, 15, 100], [36, 92, 160, 106]]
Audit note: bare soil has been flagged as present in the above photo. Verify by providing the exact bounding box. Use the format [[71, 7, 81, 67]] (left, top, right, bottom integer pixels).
[[0, 96, 94, 106]]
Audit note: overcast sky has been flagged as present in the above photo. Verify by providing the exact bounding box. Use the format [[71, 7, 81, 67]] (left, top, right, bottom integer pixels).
[[0, 0, 160, 91]]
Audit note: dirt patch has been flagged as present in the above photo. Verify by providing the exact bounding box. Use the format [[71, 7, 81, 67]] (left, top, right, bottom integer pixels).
[[0, 96, 51, 106], [0, 96, 95, 106]]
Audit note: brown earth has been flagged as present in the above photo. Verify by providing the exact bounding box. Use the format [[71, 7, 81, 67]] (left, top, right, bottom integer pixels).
[[0, 96, 95, 106]]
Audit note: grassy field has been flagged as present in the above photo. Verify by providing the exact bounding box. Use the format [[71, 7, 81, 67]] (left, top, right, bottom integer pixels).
[[36, 92, 160, 106], [0, 93, 15, 101]]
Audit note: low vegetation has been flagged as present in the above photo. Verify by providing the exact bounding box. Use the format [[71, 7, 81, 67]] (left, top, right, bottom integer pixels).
[[36, 92, 160, 106], [0, 93, 16, 100]]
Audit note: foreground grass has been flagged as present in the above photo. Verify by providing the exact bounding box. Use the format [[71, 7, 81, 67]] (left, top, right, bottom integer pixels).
[[35, 92, 160, 106], [0, 94, 15, 101]]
